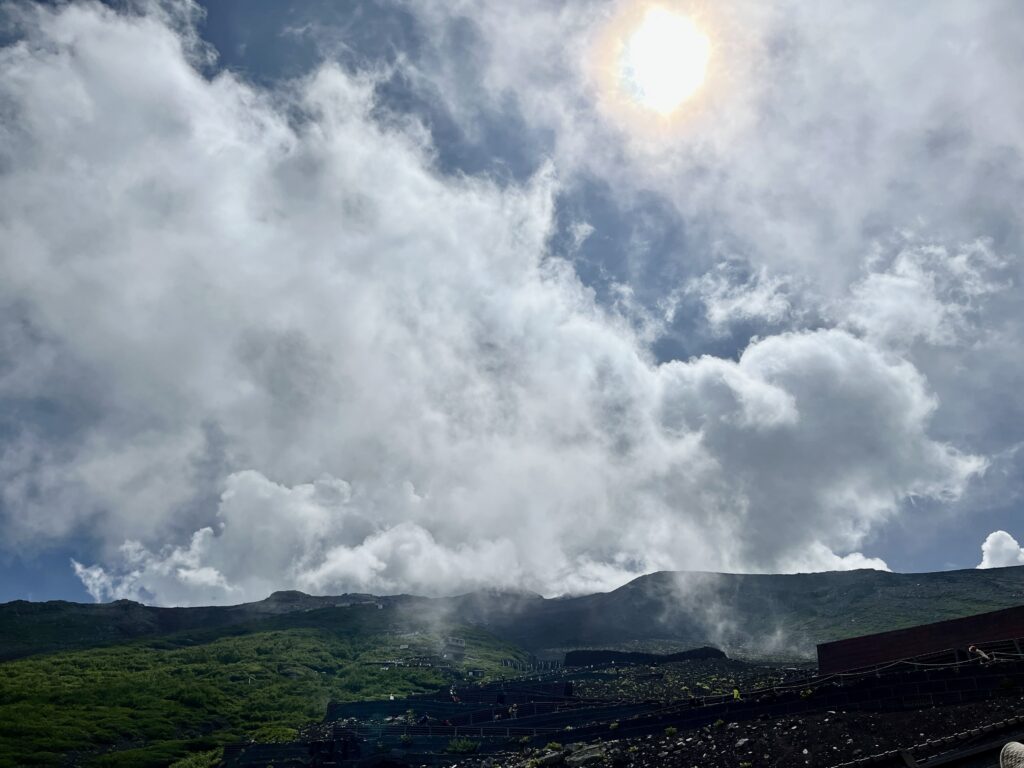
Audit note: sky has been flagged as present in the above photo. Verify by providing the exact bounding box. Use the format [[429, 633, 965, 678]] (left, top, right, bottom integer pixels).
[[0, 0, 1022, 606]]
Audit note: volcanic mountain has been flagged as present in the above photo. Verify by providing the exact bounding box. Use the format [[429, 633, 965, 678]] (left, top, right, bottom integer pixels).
[[4, 565, 1024, 661]]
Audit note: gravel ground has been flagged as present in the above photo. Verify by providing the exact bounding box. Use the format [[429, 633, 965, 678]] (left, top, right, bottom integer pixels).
[[436, 696, 1024, 768], [571, 659, 812, 702]]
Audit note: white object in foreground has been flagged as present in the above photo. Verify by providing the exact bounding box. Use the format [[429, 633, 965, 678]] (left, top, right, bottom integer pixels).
[[1001, 741, 1024, 768]]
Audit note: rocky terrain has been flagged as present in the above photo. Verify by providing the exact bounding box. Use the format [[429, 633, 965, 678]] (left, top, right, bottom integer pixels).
[[217, 653, 1024, 767], [569, 658, 811, 702], [439, 696, 1024, 768]]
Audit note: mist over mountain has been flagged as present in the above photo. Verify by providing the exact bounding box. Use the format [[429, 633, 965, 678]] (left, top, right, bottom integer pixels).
[[5, 565, 1024, 662]]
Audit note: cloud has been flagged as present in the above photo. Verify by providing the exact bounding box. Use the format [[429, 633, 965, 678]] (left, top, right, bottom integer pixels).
[[73, 528, 239, 605], [67, 321, 979, 603], [0, 2, 993, 604], [842, 237, 1008, 348], [414, 1, 1024, 284], [779, 542, 890, 574], [684, 261, 798, 334], [977, 530, 1024, 569]]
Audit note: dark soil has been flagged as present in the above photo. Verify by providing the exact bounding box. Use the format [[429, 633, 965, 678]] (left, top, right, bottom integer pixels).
[[571, 658, 812, 702], [437, 679, 1024, 767]]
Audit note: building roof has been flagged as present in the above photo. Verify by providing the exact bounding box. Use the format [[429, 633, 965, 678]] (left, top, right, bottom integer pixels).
[[817, 603, 1024, 674]]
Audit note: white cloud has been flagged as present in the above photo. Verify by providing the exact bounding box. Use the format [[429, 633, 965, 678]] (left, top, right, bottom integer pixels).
[[779, 542, 890, 574], [73, 528, 239, 605], [842, 238, 1008, 348], [685, 263, 796, 334], [415, 1, 1024, 289], [0, 2, 991, 604], [977, 530, 1024, 569]]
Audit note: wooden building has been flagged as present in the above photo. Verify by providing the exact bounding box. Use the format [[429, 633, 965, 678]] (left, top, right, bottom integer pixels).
[[817, 604, 1024, 674]]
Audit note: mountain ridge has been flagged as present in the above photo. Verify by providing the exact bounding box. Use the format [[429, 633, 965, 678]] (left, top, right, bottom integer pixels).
[[4, 565, 1024, 661]]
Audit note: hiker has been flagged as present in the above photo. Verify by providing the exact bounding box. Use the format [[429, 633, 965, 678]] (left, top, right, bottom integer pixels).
[[969, 645, 993, 663]]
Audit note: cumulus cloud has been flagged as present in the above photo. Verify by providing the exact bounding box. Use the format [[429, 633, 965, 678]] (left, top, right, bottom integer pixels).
[[0, 2, 994, 604], [977, 531, 1024, 569], [779, 542, 890, 574]]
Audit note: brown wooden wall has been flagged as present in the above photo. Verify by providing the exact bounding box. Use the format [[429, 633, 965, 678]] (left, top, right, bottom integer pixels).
[[816, 604, 1024, 674]]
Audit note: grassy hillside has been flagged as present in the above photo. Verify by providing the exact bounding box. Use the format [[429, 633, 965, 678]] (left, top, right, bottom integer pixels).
[[0, 604, 526, 768], [0, 591, 386, 661]]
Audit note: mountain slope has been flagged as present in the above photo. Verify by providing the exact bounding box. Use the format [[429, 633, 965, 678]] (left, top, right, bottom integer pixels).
[[0, 591, 388, 660], [447, 566, 1024, 657], [0, 603, 526, 767], [4, 565, 1024, 662]]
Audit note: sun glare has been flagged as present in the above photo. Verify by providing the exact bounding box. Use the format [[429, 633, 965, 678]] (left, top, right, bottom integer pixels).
[[620, 7, 710, 114]]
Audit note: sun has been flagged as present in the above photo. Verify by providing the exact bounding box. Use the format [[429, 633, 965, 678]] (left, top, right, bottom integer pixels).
[[619, 6, 711, 114]]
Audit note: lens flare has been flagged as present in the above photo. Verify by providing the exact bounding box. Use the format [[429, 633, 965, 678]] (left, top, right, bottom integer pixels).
[[620, 7, 710, 114]]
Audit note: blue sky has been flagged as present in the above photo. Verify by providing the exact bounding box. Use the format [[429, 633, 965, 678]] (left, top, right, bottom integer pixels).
[[1, 0, 1023, 605]]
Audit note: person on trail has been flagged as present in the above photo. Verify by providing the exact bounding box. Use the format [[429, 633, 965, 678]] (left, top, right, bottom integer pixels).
[[968, 645, 993, 663], [732, 688, 741, 701]]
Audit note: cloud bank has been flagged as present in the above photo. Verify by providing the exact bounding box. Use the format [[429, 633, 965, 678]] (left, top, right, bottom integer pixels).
[[978, 531, 1024, 569], [0, 2, 1006, 604]]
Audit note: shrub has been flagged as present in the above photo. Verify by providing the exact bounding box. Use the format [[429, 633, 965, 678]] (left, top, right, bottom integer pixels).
[[168, 750, 223, 768], [446, 738, 480, 754], [545, 741, 563, 752], [664, 726, 678, 737], [251, 725, 298, 743]]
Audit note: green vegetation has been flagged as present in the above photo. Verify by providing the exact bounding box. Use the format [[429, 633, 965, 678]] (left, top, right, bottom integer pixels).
[[168, 750, 221, 768], [0, 605, 525, 767], [445, 738, 480, 754]]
